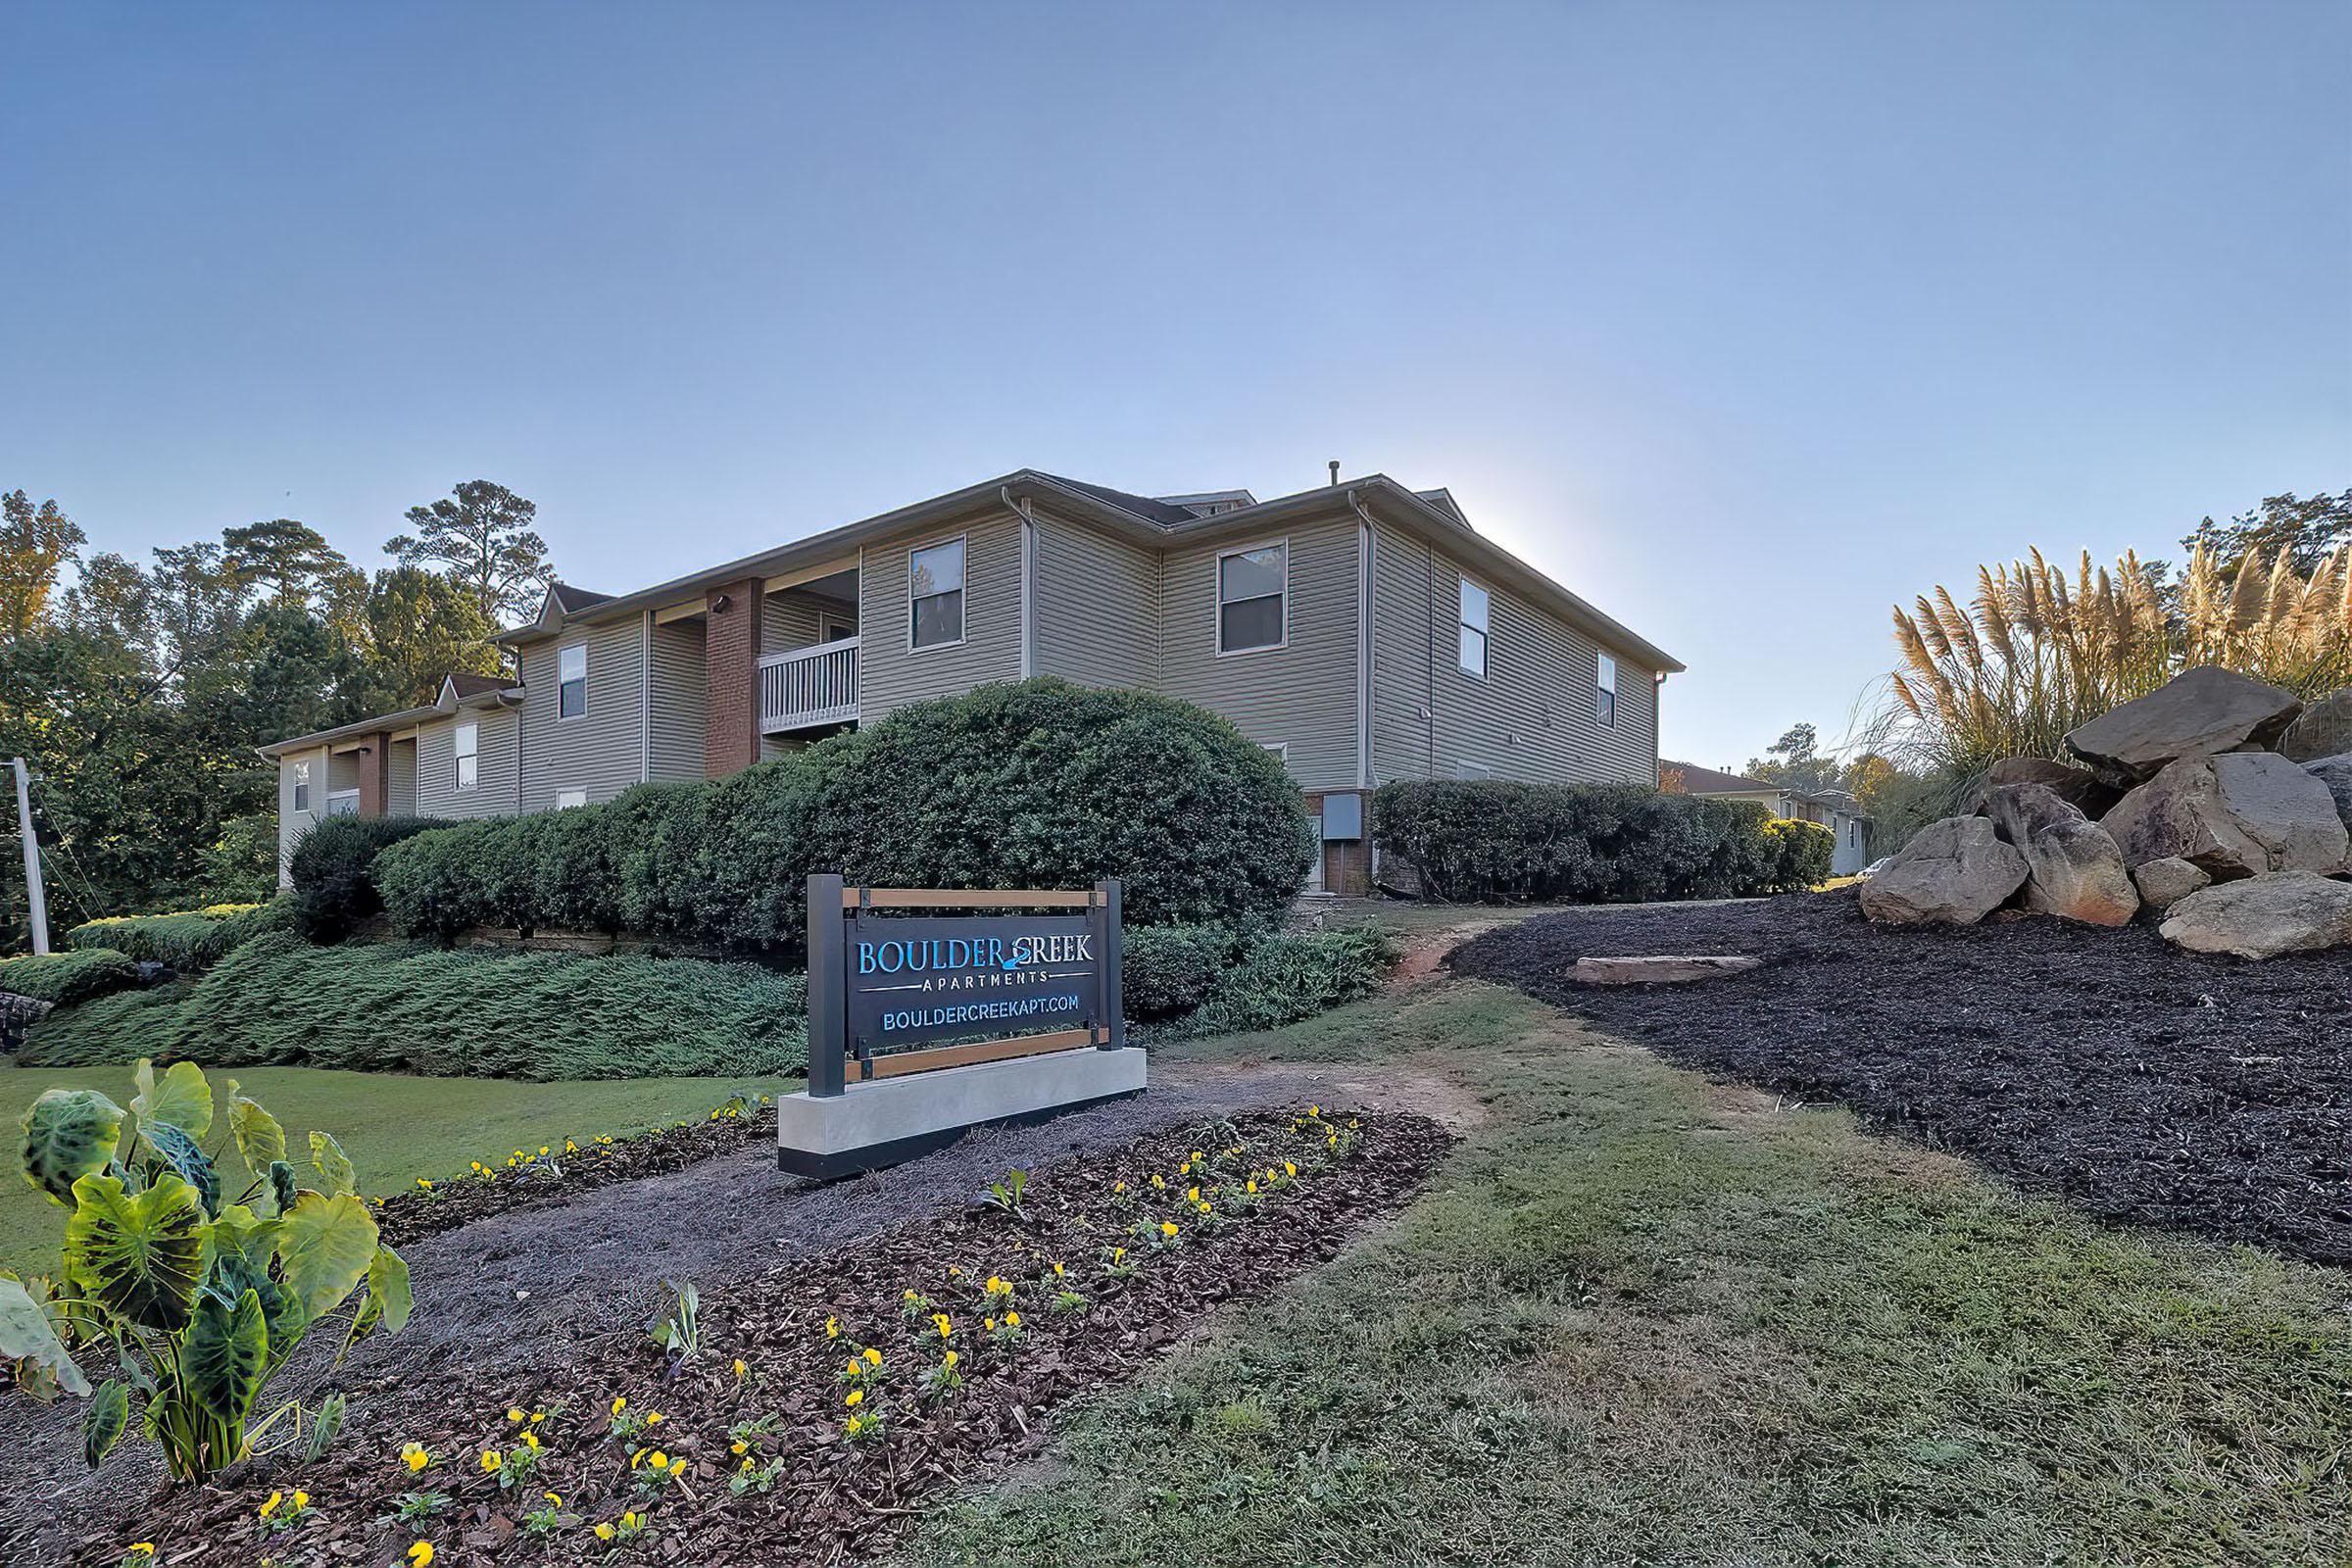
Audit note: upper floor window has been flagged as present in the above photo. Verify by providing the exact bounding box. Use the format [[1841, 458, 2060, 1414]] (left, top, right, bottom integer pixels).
[[1216, 542, 1286, 654], [291, 760, 311, 813], [1457, 576, 1491, 679], [909, 536, 965, 650], [558, 643, 588, 718], [1596, 653, 1618, 727], [455, 721, 479, 791]]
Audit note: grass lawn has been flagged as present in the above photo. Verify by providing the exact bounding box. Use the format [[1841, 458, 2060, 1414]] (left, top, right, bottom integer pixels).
[[0, 1064, 797, 1278], [905, 980, 2352, 1565]]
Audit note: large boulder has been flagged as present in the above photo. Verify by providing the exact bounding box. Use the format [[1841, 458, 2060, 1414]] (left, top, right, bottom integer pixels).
[[2304, 754, 2352, 832], [2064, 666, 2303, 783], [1971, 757, 2121, 818], [2097, 752, 2349, 878], [1979, 782, 2138, 925], [1857, 815, 2030, 925], [2280, 688, 2352, 762], [2132, 856, 2211, 913], [2157, 871, 2352, 959]]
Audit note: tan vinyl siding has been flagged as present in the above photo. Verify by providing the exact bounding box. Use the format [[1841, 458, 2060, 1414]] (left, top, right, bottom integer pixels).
[[858, 511, 1023, 720], [1034, 514, 1160, 690], [414, 709, 520, 819], [275, 746, 328, 886], [516, 618, 647, 811], [761, 589, 856, 654], [1369, 520, 1660, 786], [387, 738, 416, 815], [1158, 514, 1360, 792], [647, 616, 708, 784]]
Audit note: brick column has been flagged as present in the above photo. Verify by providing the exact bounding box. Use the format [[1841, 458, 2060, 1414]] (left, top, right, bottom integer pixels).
[[354, 733, 391, 817], [704, 577, 765, 777]]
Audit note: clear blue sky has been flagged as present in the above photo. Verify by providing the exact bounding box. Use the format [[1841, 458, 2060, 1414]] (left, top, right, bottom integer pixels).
[[4, 1, 2346, 771]]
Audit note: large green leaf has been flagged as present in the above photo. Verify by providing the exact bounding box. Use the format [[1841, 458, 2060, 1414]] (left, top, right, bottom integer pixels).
[[20, 1091, 124, 1207], [131, 1059, 213, 1141], [361, 1245, 412, 1337], [0, 1276, 90, 1396], [64, 1173, 206, 1334], [273, 1192, 377, 1325], [307, 1131, 357, 1198], [221, 1081, 285, 1170], [263, 1160, 298, 1216], [181, 1287, 267, 1440], [139, 1121, 219, 1216], [203, 1203, 280, 1278], [82, 1379, 129, 1467]]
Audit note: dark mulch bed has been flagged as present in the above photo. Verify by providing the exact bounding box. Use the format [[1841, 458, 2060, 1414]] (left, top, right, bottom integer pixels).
[[375, 1102, 774, 1249], [1453, 891, 2352, 1266], [71, 1107, 1447, 1567]]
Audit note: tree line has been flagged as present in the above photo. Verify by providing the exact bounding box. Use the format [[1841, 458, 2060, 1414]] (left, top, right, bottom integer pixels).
[[1, 481, 559, 948]]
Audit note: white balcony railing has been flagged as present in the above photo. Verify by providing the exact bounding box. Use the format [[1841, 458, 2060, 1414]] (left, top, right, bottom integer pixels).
[[759, 637, 858, 732]]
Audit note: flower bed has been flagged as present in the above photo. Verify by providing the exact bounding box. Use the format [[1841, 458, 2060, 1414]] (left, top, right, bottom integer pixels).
[[371, 1098, 775, 1250], [85, 1106, 1448, 1567]]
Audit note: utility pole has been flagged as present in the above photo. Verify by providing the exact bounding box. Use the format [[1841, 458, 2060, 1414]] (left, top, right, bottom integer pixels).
[[11, 759, 48, 956]]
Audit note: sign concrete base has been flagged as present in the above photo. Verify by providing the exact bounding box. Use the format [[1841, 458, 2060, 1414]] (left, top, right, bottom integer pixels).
[[776, 1046, 1148, 1179]]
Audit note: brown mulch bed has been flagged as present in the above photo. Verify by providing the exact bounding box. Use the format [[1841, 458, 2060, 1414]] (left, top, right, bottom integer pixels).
[[71, 1107, 1447, 1566], [375, 1102, 775, 1250], [1452, 889, 2352, 1266]]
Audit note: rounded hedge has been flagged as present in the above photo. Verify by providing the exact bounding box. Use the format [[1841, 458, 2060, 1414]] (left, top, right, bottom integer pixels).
[[375, 680, 1314, 949], [288, 814, 453, 942]]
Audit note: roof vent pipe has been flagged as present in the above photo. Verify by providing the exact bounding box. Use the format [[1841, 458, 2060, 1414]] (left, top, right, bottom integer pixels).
[[1328, 460, 1340, 486]]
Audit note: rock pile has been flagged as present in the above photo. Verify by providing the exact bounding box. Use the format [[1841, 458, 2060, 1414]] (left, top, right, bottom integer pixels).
[[1861, 666, 2352, 958]]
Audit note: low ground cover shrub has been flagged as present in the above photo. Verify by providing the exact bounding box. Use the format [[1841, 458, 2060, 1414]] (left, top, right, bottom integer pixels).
[[375, 680, 1311, 950], [1373, 780, 1797, 903], [22, 933, 808, 1080], [0, 948, 139, 1006], [1155, 926, 1396, 1038], [14, 983, 192, 1065], [66, 897, 293, 972], [288, 814, 453, 943]]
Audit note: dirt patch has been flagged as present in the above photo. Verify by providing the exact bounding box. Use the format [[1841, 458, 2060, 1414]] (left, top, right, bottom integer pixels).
[[1452, 890, 2352, 1266], [36, 1107, 1448, 1568]]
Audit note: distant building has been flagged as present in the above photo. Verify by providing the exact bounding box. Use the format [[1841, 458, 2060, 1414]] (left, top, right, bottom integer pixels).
[[1660, 760, 1873, 876]]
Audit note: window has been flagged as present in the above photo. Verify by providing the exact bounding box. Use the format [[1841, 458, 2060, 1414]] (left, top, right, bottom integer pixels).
[[455, 722, 478, 791], [908, 536, 965, 650], [1216, 542, 1286, 654], [1596, 653, 1618, 727], [326, 793, 359, 818], [1457, 576, 1491, 678], [559, 643, 588, 718], [557, 790, 587, 809], [291, 760, 311, 813]]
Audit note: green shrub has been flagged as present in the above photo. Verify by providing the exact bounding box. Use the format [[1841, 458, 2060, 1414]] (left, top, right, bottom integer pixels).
[[15, 983, 193, 1066], [378, 680, 1311, 950], [194, 809, 280, 905], [65, 897, 293, 972], [26, 932, 807, 1080], [0, 948, 140, 1006], [1763, 816, 1836, 890], [1372, 781, 1794, 903], [1121, 922, 1250, 1020], [1169, 927, 1396, 1038], [288, 814, 452, 943]]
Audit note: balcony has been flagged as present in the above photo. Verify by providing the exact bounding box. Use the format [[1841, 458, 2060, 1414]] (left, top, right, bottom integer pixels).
[[760, 636, 858, 733]]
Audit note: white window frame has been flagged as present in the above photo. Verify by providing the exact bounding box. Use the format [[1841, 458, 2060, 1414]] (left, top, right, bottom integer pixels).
[[1596, 653, 1618, 728], [557, 789, 587, 809], [455, 721, 479, 793], [291, 760, 312, 813], [1213, 537, 1289, 658], [906, 533, 967, 654], [1457, 574, 1491, 680], [558, 642, 588, 720]]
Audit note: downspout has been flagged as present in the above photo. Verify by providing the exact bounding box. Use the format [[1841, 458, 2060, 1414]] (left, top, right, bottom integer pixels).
[[1005, 485, 1036, 680], [1653, 669, 1669, 786], [1346, 488, 1376, 790]]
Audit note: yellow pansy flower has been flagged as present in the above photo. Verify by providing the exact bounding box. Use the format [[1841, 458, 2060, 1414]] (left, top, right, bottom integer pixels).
[[408, 1544, 434, 1568], [479, 1449, 502, 1473]]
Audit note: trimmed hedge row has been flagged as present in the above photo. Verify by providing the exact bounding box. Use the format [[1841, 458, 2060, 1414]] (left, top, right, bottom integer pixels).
[[17, 932, 808, 1081], [1372, 780, 1830, 904], [374, 680, 1313, 951], [66, 898, 293, 971], [288, 814, 454, 942], [0, 948, 140, 1007]]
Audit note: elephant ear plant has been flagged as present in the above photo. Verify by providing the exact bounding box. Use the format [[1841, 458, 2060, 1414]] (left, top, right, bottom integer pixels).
[[13, 1058, 413, 1481]]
